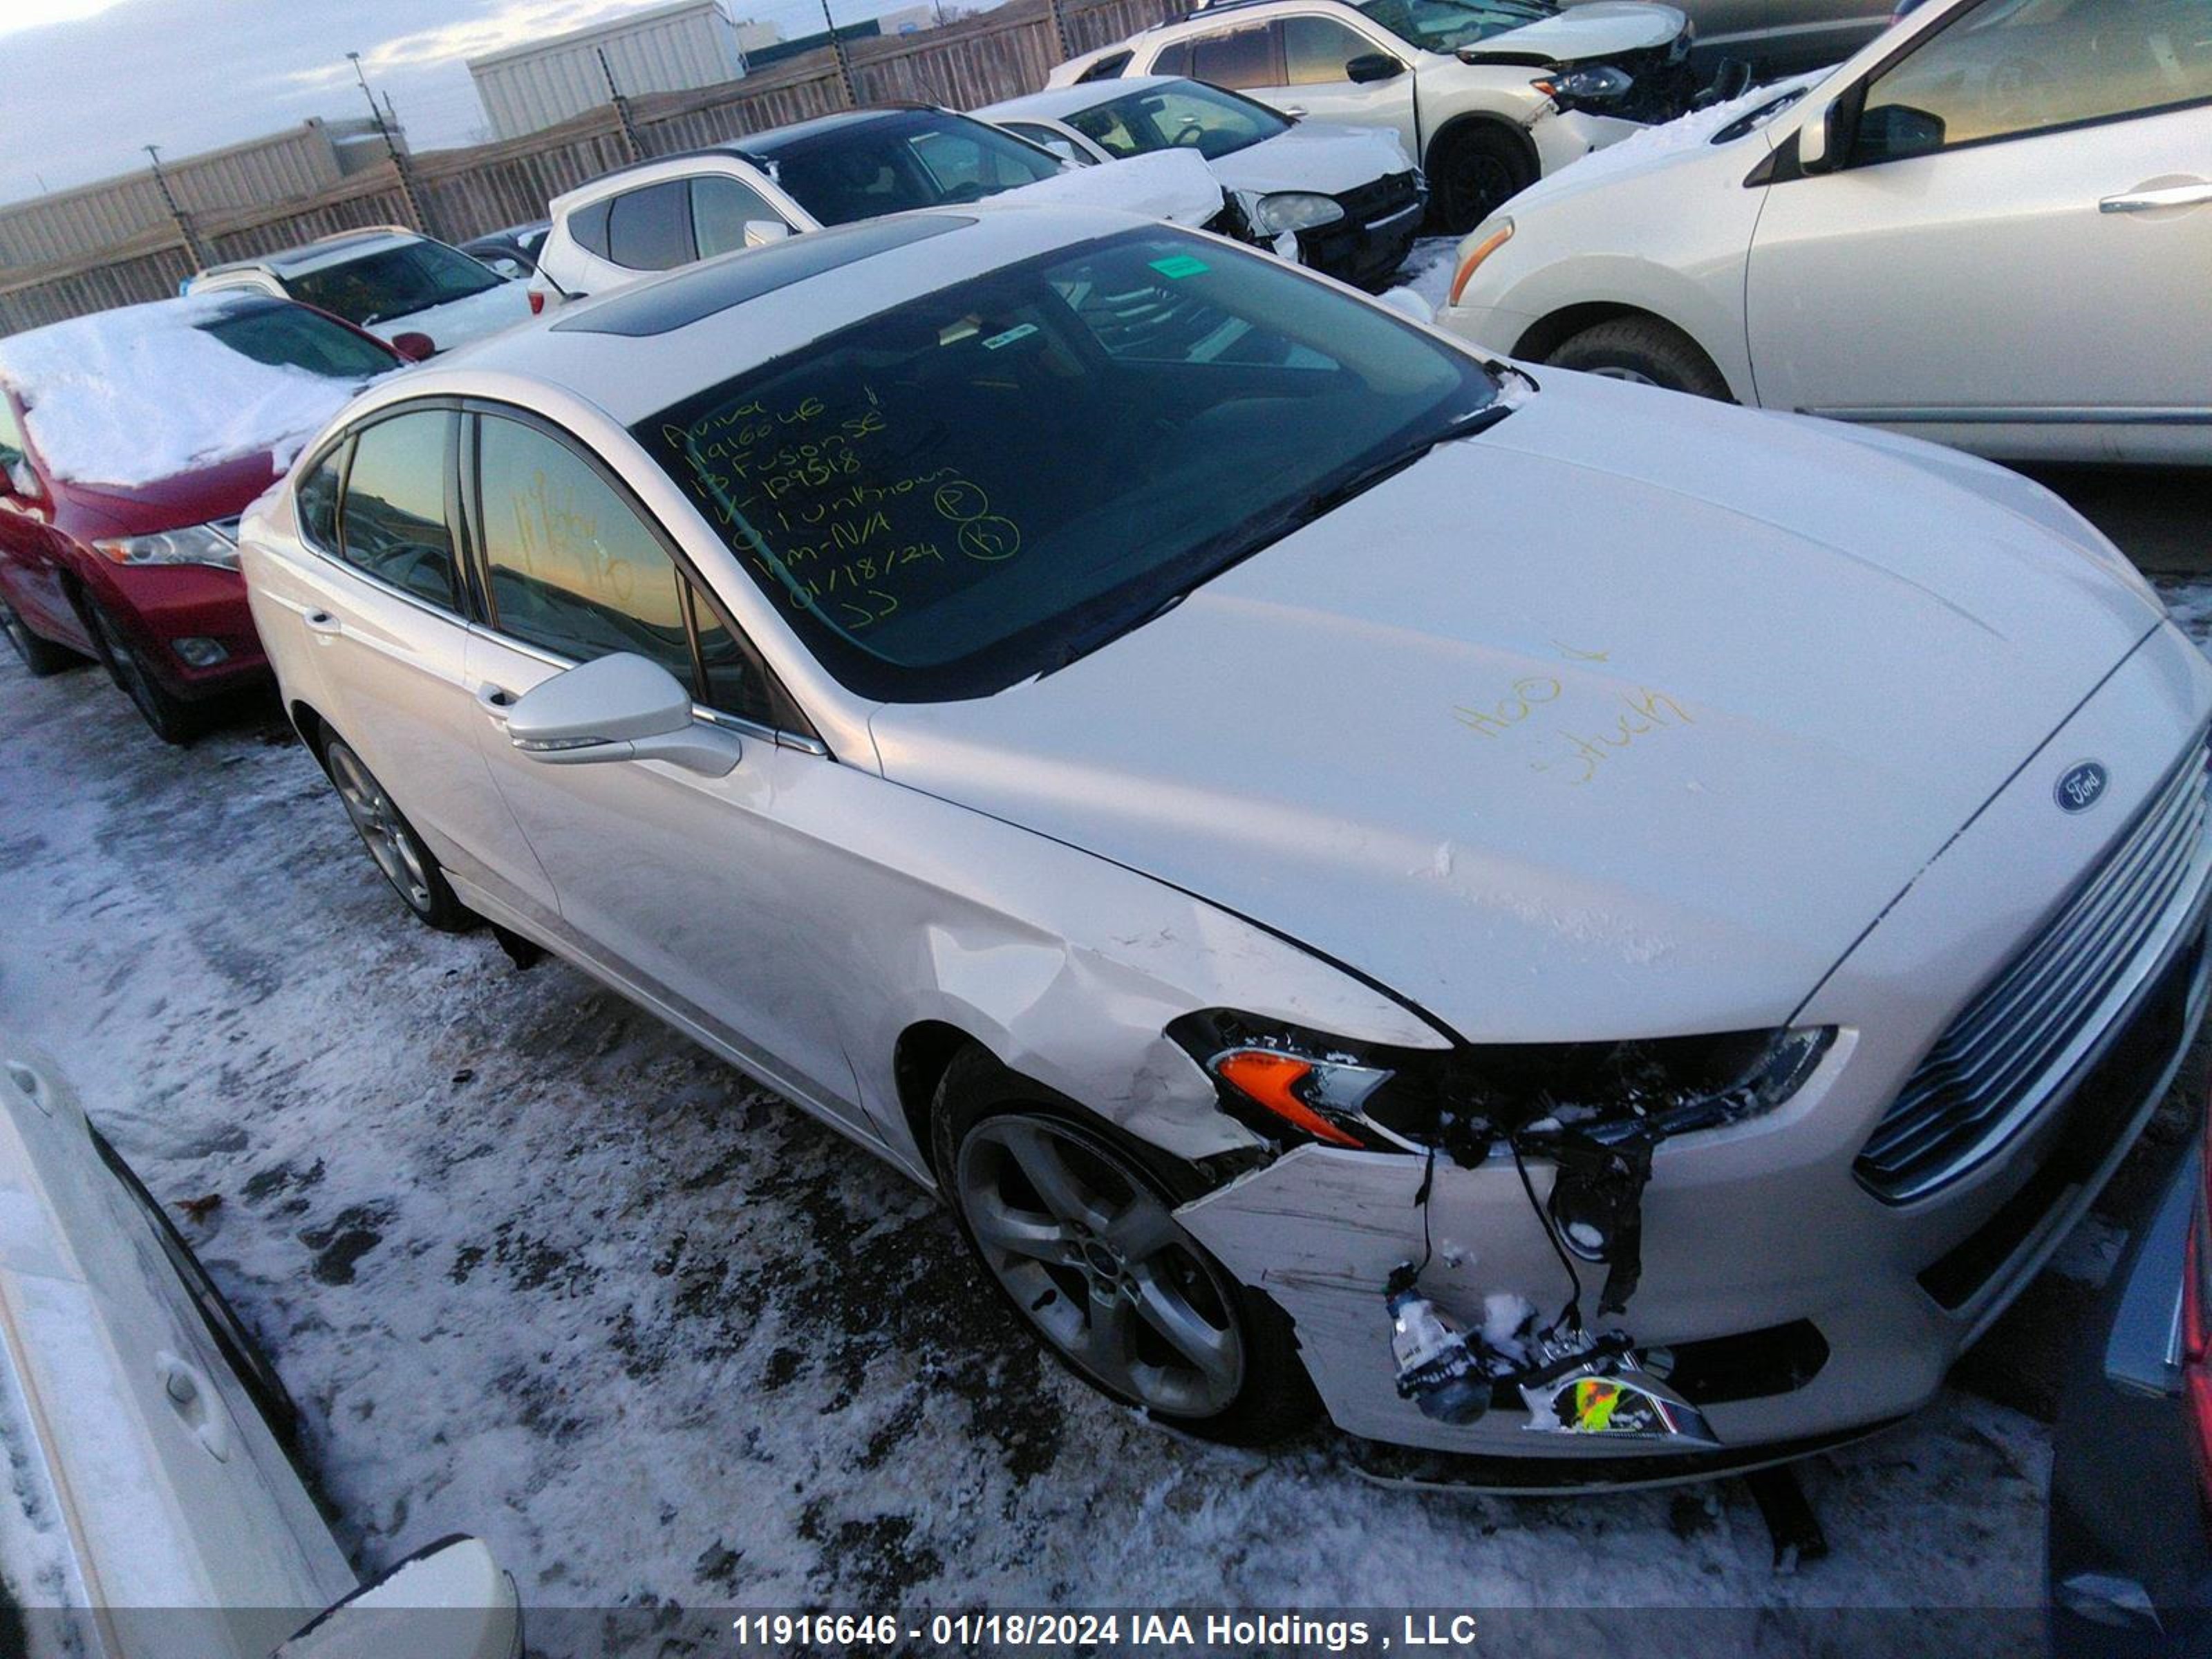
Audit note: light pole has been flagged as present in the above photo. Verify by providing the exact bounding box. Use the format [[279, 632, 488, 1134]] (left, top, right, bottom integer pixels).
[[346, 50, 430, 234], [144, 143, 211, 270]]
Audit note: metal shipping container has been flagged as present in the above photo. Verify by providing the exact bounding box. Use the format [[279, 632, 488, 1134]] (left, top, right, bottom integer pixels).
[[469, 0, 749, 141]]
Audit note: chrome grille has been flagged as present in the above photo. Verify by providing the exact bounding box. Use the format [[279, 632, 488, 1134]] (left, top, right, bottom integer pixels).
[[1857, 733, 2212, 1203]]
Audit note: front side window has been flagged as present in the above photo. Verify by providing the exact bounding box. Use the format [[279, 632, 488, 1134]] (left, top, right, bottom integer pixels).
[[760, 111, 1066, 227], [634, 229, 1492, 702], [478, 416, 695, 684], [287, 243, 500, 328], [198, 303, 395, 380], [1069, 81, 1293, 160], [691, 175, 789, 259], [1855, 0, 2212, 162], [1189, 21, 1280, 88], [1284, 15, 1385, 83], [338, 411, 458, 608], [607, 180, 697, 271], [1355, 0, 1558, 54]]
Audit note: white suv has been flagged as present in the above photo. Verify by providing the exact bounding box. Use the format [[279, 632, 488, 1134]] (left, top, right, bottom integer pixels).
[[186, 229, 531, 357], [1047, 0, 1696, 228]]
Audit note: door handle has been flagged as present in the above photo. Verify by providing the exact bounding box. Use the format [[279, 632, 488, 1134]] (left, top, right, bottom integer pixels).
[[303, 609, 343, 637], [474, 682, 516, 724], [155, 1350, 231, 1462], [2100, 182, 2212, 213]]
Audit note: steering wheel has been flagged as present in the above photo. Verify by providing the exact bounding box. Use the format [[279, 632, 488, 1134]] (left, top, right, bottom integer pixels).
[[1170, 122, 1208, 148]]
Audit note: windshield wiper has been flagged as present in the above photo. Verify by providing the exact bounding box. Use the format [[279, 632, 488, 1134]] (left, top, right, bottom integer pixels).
[[1036, 400, 1515, 679]]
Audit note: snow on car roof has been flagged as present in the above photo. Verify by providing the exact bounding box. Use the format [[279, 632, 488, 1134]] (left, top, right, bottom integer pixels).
[[0, 293, 384, 489], [975, 76, 1180, 122]]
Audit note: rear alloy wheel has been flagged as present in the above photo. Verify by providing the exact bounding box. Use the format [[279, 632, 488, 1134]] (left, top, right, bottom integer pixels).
[[1431, 125, 1533, 234], [85, 599, 197, 744], [323, 735, 474, 932], [0, 598, 77, 677], [1548, 317, 1735, 401], [935, 1050, 1317, 1444]]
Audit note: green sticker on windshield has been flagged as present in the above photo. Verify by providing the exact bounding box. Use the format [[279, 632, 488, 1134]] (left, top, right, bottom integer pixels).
[[1149, 254, 1210, 279]]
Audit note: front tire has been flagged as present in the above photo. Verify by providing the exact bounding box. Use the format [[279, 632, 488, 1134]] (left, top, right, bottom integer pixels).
[[84, 597, 197, 744], [932, 1047, 1317, 1445], [1, 597, 79, 677], [322, 735, 474, 932], [1429, 124, 1534, 235], [1547, 317, 1735, 401]]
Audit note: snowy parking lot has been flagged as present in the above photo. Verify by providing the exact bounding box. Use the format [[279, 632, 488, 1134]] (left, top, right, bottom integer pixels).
[[2, 331, 2207, 1651]]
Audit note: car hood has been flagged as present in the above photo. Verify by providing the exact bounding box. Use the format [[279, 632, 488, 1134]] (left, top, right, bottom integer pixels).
[[373, 281, 534, 353], [59, 447, 301, 535], [1212, 123, 1414, 196], [1003, 148, 1224, 227], [1463, 1, 1686, 63], [870, 377, 2160, 1041]]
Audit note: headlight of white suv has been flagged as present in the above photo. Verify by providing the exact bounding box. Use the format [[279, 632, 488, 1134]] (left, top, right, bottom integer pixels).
[[94, 521, 239, 572], [1253, 192, 1345, 236]]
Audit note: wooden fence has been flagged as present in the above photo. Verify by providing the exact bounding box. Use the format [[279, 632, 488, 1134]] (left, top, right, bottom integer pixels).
[[0, 0, 1179, 336]]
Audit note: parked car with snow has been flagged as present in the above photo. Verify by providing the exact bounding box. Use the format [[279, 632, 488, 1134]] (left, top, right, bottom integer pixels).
[[0, 294, 404, 742], [1045, 0, 1697, 229], [977, 77, 1425, 287], [186, 229, 532, 357], [242, 203, 2212, 1472], [1433, 0, 2212, 463], [0, 1041, 519, 1658], [529, 104, 1224, 310]]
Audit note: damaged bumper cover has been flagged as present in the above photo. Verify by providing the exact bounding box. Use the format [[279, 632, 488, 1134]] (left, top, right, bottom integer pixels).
[[1173, 629, 2212, 1474]]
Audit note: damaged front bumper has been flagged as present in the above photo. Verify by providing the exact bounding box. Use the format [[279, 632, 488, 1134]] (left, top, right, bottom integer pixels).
[[1173, 626, 2212, 1479]]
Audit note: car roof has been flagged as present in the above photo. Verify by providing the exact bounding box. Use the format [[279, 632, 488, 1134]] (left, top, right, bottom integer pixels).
[[554, 103, 948, 207], [392, 204, 1163, 427], [197, 229, 424, 281], [977, 76, 1180, 122]]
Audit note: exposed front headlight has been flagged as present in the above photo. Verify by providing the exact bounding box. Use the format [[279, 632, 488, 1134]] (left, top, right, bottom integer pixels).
[[1172, 1011, 1833, 1159], [1252, 191, 1346, 236], [1533, 64, 1635, 109], [94, 521, 238, 571]]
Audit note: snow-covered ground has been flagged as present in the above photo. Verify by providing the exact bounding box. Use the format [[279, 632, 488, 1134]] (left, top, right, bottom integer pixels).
[[1, 570, 2206, 1653]]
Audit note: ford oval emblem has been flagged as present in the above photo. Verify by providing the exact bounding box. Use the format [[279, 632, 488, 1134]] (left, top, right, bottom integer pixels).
[[2055, 760, 2109, 814]]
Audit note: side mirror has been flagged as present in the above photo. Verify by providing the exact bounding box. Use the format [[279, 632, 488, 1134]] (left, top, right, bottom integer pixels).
[[505, 652, 740, 777], [390, 332, 436, 362], [273, 1536, 518, 1659], [743, 220, 792, 249], [1345, 53, 1404, 84], [1794, 89, 1858, 174]]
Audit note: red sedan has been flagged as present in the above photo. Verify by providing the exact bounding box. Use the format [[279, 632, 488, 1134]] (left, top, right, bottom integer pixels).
[[0, 293, 406, 742]]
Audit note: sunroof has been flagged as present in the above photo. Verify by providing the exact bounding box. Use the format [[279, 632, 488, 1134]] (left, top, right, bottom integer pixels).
[[552, 215, 973, 339]]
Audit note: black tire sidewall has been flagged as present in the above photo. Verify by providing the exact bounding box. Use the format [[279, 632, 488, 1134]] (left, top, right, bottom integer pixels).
[[930, 1047, 1318, 1445], [86, 599, 196, 744], [1550, 320, 1733, 401], [1433, 127, 1530, 235]]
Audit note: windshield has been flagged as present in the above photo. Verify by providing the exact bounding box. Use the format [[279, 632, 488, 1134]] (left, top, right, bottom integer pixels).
[[1356, 0, 1557, 53], [756, 109, 1067, 226], [1067, 79, 1291, 161], [285, 242, 501, 328], [198, 303, 395, 379], [634, 229, 1494, 701]]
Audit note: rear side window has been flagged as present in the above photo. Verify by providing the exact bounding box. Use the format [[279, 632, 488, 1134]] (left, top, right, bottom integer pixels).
[[1189, 21, 1279, 88], [606, 180, 696, 271], [568, 198, 615, 259], [1076, 48, 1134, 82], [337, 411, 458, 609], [297, 439, 348, 552], [691, 175, 788, 260]]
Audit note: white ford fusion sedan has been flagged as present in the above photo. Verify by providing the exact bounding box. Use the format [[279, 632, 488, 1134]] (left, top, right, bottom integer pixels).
[[1432, 0, 2212, 465], [241, 203, 2212, 1475]]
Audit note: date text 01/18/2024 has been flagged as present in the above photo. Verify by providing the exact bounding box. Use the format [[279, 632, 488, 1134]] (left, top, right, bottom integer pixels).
[[727, 1612, 1485, 1650]]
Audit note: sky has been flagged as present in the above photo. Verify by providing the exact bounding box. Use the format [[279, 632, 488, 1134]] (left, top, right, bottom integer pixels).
[[0, 0, 930, 209]]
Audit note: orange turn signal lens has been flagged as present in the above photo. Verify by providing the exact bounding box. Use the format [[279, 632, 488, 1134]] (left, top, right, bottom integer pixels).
[[1447, 219, 1515, 308], [1212, 1050, 1366, 1147]]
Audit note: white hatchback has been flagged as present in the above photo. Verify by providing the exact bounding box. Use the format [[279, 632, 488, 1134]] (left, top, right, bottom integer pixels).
[[1434, 0, 2212, 463]]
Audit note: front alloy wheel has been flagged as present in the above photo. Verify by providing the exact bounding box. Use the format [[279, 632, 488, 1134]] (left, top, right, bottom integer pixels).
[[957, 1113, 1246, 1418]]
